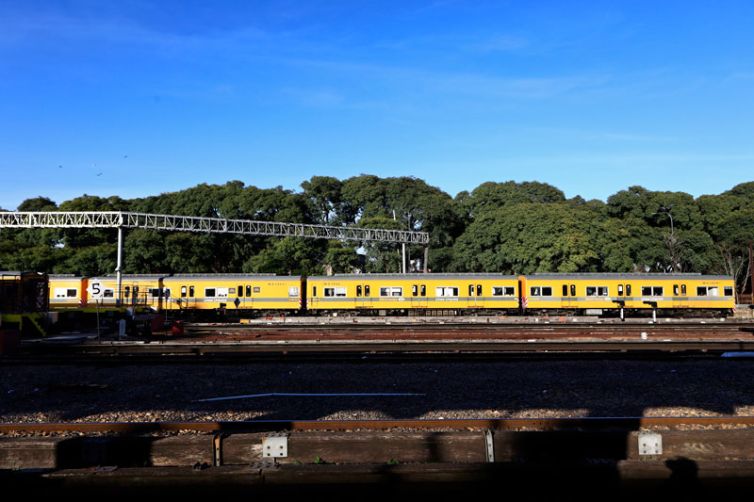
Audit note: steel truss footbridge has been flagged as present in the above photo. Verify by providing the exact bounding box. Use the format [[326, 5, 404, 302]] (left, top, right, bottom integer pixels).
[[0, 211, 430, 303]]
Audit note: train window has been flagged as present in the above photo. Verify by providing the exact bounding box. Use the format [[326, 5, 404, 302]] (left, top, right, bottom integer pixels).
[[104, 289, 114, 298], [641, 286, 651, 296], [626, 284, 632, 296], [420, 285, 426, 297], [617, 284, 624, 296], [697, 286, 719, 296], [289, 287, 299, 297], [681, 284, 687, 295], [562, 285, 568, 296], [725, 287, 734, 297], [541, 287, 552, 297], [476, 284, 482, 296], [365, 285, 370, 297], [180, 286, 186, 298], [205, 288, 216, 297], [66, 289, 77, 297], [412, 285, 418, 297], [468, 285, 474, 296], [380, 287, 403, 297], [133, 286, 139, 295], [324, 288, 333, 297], [673, 285, 679, 296], [357, 285, 362, 297], [189, 286, 194, 297], [586, 287, 607, 296], [237, 285, 243, 297], [492, 287, 515, 296], [253, 287, 261, 293], [149, 288, 160, 298], [312, 286, 317, 297], [246, 285, 252, 297], [530, 287, 541, 296], [570, 284, 576, 296], [229, 288, 236, 295], [324, 287, 347, 297], [696, 287, 706, 296], [653, 287, 663, 296], [125, 286, 131, 298], [436, 287, 458, 297], [164, 289, 170, 298]]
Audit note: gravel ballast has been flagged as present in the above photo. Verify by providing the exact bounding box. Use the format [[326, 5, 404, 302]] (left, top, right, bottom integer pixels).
[[2, 359, 754, 423]]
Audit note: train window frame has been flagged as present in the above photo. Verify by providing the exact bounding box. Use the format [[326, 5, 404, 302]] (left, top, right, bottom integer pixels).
[[476, 284, 482, 296], [228, 287, 236, 295], [420, 285, 426, 297], [562, 285, 568, 296], [380, 287, 403, 297], [312, 286, 317, 297], [530, 286, 552, 297], [617, 284, 624, 296], [103, 289, 114, 298], [205, 288, 216, 297], [681, 284, 687, 295], [626, 284, 632, 296], [356, 285, 362, 297], [724, 286, 734, 297], [149, 288, 160, 298], [586, 286, 608, 297], [492, 286, 515, 297], [246, 285, 252, 297], [365, 285, 371, 297], [237, 285, 243, 297], [412, 285, 418, 297], [289, 287, 299, 297], [435, 286, 459, 297], [125, 286, 131, 298], [468, 285, 474, 297], [324, 287, 347, 297], [189, 286, 194, 298]]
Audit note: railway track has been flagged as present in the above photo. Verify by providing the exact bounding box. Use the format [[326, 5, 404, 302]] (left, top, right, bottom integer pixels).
[[7, 339, 754, 364], [5, 417, 754, 496]]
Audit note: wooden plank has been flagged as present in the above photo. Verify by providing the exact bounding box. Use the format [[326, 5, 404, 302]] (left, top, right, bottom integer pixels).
[[222, 432, 486, 465], [0, 438, 65, 469], [627, 430, 754, 461]]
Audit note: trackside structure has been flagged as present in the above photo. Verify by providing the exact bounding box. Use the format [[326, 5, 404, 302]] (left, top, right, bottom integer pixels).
[[0, 211, 431, 304]]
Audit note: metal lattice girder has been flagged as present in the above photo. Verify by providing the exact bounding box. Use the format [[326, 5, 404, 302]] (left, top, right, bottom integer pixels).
[[0, 211, 429, 245]]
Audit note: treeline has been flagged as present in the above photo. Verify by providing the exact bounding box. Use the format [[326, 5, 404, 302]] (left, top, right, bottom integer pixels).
[[1, 176, 753, 292]]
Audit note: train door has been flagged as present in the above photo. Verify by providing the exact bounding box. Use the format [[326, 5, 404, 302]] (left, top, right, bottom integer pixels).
[[561, 283, 577, 309], [410, 284, 428, 309]]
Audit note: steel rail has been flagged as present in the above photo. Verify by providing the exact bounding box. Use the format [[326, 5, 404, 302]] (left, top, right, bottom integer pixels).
[[3, 416, 754, 434]]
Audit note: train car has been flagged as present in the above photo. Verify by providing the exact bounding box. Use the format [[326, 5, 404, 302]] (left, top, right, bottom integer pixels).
[[307, 274, 520, 313], [161, 274, 303, 312], [521, 273, 735, 313], [1, 271, 48, 313], [85, 274, 165, 309], [48, 275, 87, 309]]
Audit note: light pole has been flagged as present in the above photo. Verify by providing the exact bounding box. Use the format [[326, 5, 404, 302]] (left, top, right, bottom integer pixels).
[[655, 206, 678, 272]]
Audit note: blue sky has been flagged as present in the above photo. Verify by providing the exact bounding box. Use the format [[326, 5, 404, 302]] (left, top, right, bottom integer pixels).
[[2, 0, 754, 209]]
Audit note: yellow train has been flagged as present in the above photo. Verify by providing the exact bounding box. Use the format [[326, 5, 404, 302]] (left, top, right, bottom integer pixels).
[[45, 272, 737, 316]]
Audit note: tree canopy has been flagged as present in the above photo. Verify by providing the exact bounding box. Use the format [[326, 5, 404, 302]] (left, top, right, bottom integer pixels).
[[1, 177, 752, 292]]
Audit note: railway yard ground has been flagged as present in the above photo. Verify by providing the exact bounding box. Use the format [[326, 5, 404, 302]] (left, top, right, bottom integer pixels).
[[5, 319, 754, 498]]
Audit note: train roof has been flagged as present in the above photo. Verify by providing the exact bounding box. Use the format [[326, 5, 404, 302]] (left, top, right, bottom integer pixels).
[[528, 273, 733, 280], [309, 273, 519, 280]]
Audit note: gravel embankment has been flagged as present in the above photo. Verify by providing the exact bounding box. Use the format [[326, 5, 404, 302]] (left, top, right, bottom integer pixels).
[[2, 359, 754, 423]]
